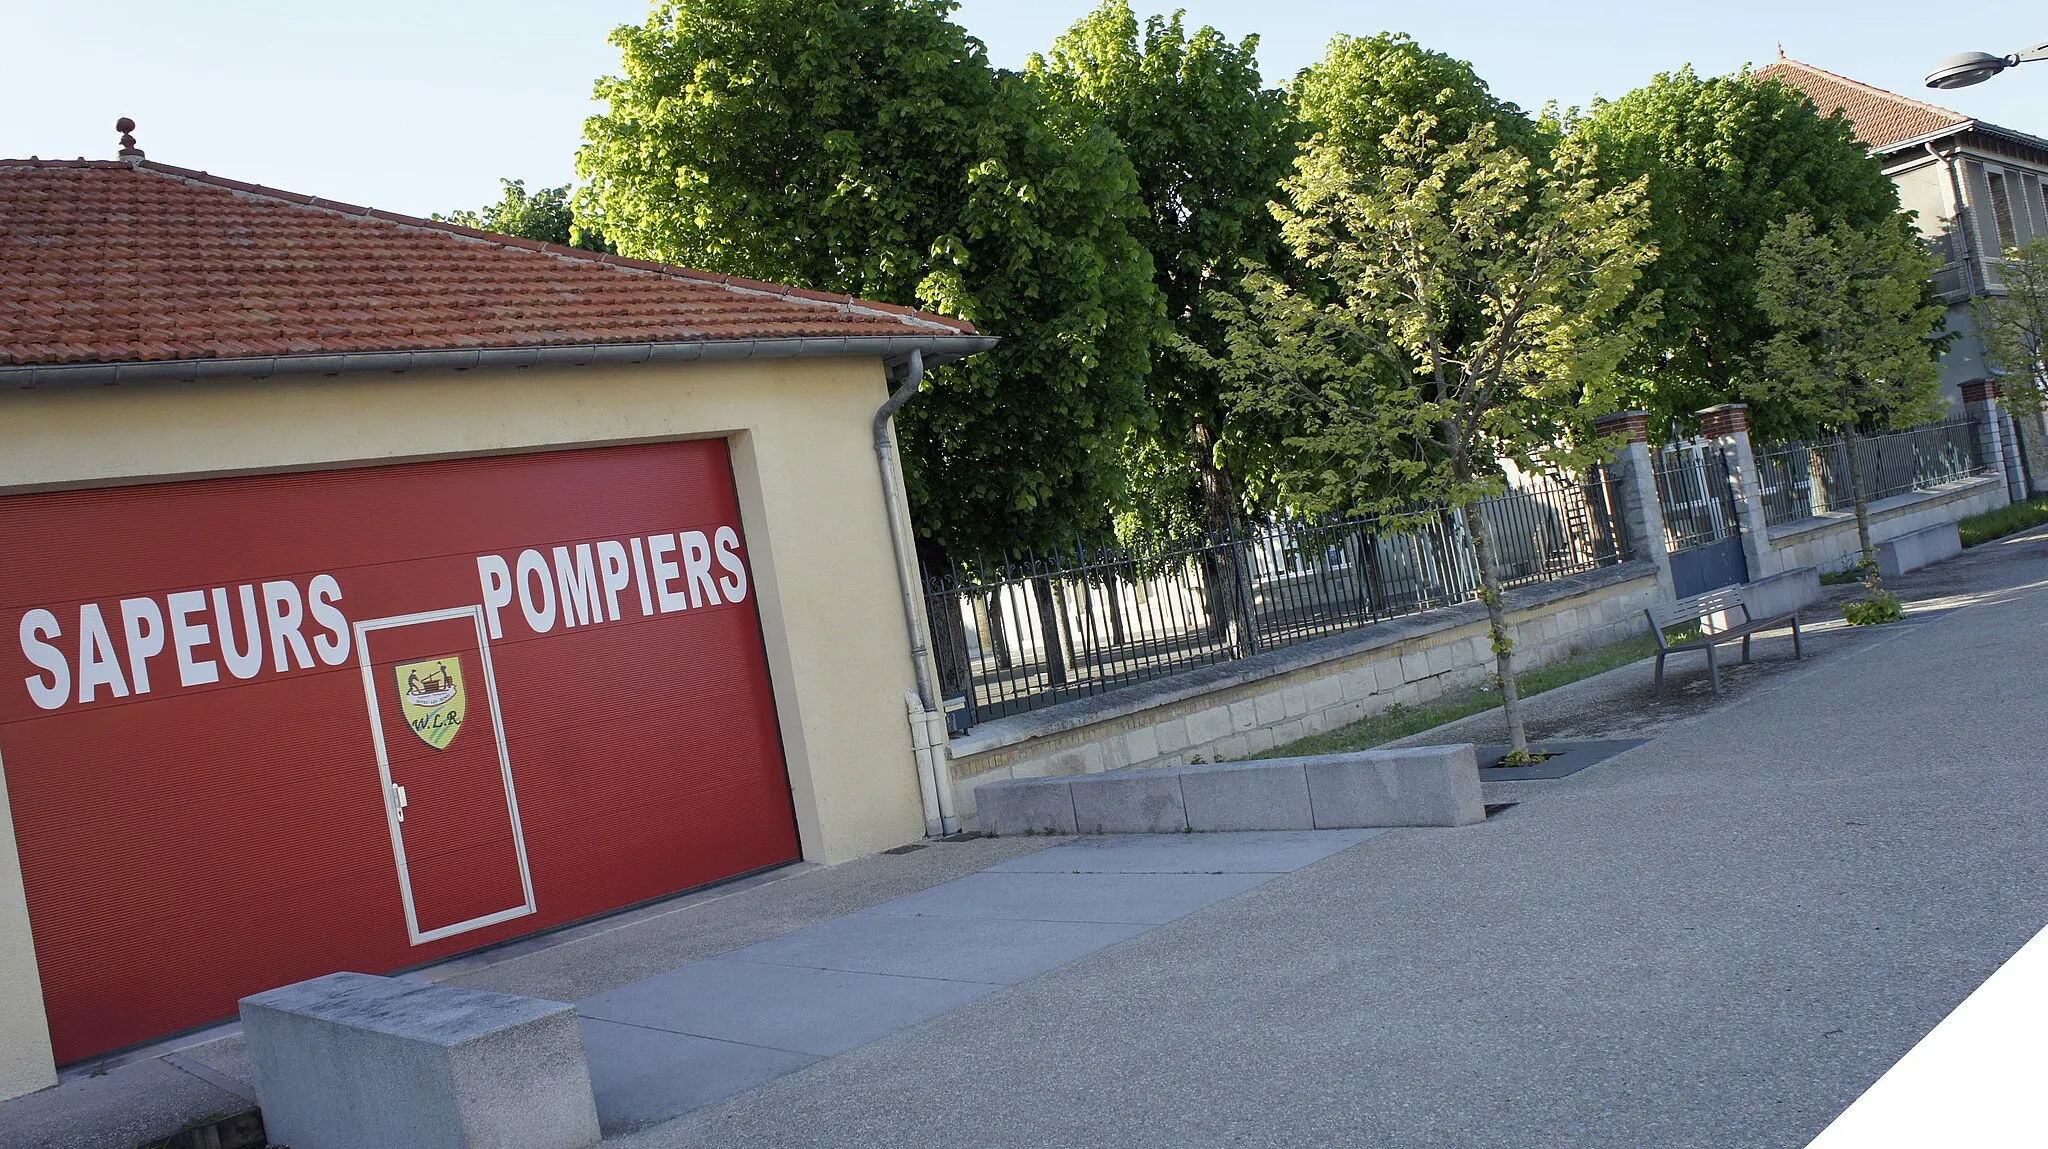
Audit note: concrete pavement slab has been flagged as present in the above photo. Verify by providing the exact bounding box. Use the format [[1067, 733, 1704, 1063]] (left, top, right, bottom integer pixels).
[[445, 834, 1063, 1004], [0, 1057, 255, 1149], [577, 958, 996, 1057], [578, 1019, 816, 1138], [863, 870, 1275, 924], [722, 913, 1151, 985], [984, 829, 1384, 875]]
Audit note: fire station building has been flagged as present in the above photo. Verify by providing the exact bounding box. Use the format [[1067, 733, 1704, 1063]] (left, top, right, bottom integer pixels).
[[0, 156, 989, 1097]]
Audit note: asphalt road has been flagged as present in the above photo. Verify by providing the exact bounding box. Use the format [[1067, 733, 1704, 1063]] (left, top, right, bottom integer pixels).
[[623, 531, 2048, 1148]]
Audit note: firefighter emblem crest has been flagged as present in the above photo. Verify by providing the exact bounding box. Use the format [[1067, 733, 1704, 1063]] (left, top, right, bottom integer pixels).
[[395, 657, 464, 750]]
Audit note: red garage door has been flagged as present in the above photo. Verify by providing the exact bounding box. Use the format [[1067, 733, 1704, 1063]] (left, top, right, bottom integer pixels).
[[0, 440, 800, 1063]]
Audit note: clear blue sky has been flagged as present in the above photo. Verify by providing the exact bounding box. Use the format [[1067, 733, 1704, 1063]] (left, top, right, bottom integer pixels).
[[5, 1, 2042, 219]]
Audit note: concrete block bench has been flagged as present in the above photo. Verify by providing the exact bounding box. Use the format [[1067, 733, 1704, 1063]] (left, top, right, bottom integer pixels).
[[977, 745, 1483, 836], [1738, 566, 1820, 622], [241, 972, 600, 1149], [1877, 521, 1961, 578]]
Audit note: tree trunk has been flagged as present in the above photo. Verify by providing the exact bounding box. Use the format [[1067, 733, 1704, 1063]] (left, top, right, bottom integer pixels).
[[1031, 576, 1068, 688], [1073, 576, 1101, 680], [1467, 500, 1530, 756], [1448, 437, 1529, 759], [1103, 569, 1128, 647], [1193, 420, 1254, 657], [1842, 426, 1877, 586], [1053, 580, 1081, 682], [915, 539, 974, 702], [986, 589, 1013, 670], [1357, 531, 1389, 618]]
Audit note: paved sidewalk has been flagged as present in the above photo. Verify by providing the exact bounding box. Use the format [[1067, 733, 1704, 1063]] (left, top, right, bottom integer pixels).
[[574, 830, 1379, 1135], [2, 835, 1065, 1149], [619, 535, 2048, 1148]]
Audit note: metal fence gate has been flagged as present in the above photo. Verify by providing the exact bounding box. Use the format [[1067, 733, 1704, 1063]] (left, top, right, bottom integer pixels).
[[1653, 444, 1748, 598]]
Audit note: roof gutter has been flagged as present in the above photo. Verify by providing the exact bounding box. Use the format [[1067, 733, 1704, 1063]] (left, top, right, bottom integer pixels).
[[0, 334, 1000, 389], [1879, 119, 2048, 164], [1876, 122, 1977, 158]]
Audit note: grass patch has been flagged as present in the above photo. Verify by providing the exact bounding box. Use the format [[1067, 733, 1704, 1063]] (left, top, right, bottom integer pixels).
[[1818, 569, 1862, 586], [1255, 632, 1664, 759], [1958, 496, 2048, 547]]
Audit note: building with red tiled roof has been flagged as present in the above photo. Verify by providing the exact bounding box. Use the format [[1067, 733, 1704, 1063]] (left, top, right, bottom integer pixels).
[[1751, 57, 1970, 151], [0, 158, 988, 381], [1755, 55, 2048, 459], [0, 145, 992, 1092]]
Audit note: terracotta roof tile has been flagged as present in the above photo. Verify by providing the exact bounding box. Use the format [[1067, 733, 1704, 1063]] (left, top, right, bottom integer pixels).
[[1752, 58, 1969, 150], [0, 159, 976, 370]]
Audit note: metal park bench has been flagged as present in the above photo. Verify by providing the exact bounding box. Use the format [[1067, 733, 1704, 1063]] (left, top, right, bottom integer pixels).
[[1646, 585, 1802, 697]]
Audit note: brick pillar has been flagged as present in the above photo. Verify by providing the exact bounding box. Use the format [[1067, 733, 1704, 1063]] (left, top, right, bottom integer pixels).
[[1593, 410, 1675, 600], [1697, 403, 1773, 580], [1961, 381, 2020, 508]]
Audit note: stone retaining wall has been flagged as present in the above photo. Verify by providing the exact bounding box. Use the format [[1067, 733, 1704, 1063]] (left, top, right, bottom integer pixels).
[[1765, 476, 2004, 575], [946, 562, 1661, 828]]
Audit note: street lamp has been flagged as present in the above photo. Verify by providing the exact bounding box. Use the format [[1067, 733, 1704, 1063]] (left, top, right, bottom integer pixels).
[[1925, 40, 2048, 89]]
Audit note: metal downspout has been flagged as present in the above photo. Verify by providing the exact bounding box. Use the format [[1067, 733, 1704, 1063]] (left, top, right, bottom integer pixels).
[[1929, 142, 1979, 297], [873, 349, 958, 836]]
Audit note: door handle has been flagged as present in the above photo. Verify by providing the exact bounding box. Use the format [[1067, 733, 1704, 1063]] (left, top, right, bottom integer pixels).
[[391, 783, 409, 823]]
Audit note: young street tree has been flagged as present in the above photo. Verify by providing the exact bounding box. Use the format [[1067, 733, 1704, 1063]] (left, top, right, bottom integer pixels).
[[1224, 115, 1654, 759], [1752, 212, 1947, 596], [1579, 67, 1904, 438], [1977, 239, 2048, 423], [577, 0, 1161, 565]]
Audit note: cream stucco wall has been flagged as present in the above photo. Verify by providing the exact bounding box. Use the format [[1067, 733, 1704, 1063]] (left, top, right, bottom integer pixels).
[[0, 354, 929, 1092], [0, 747, 57, 1100]]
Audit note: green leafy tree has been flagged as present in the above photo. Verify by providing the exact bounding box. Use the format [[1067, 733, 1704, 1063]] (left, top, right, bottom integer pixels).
[[1236, 31, 1553, 498], [577, 0, 1162, 564], [1225, 115, 1654, 758], [1978, 239, 2048, 422], [1029, 2, 1299, 548], [1291, 33, 1546, 174], [1579, 67, 1905, 437], [1752, 212, 1946, 598], [436, 179, 609, 251]]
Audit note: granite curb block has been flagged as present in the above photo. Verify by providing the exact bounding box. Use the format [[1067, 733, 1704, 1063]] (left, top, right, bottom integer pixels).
[[977, 745, 1483, 836], [1877, 522, 1962, 578], [1180, 760, 1314, 831], [1739, 566, 1821, 621], [241, 972, 600, 1149], [1070, 770, 1188, 834]]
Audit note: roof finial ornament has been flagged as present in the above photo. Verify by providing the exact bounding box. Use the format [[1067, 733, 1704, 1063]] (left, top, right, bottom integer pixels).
[[116, 118, 144, 163], [1777, 43, 1786, 60]]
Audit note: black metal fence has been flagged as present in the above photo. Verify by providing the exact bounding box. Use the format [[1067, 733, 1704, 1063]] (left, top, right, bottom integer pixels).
[[1755, 418, 1984, 526], [923, 470, 1633, 726]]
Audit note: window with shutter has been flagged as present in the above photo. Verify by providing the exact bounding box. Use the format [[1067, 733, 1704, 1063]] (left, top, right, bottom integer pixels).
[[1987, 170, 2017, 252]]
